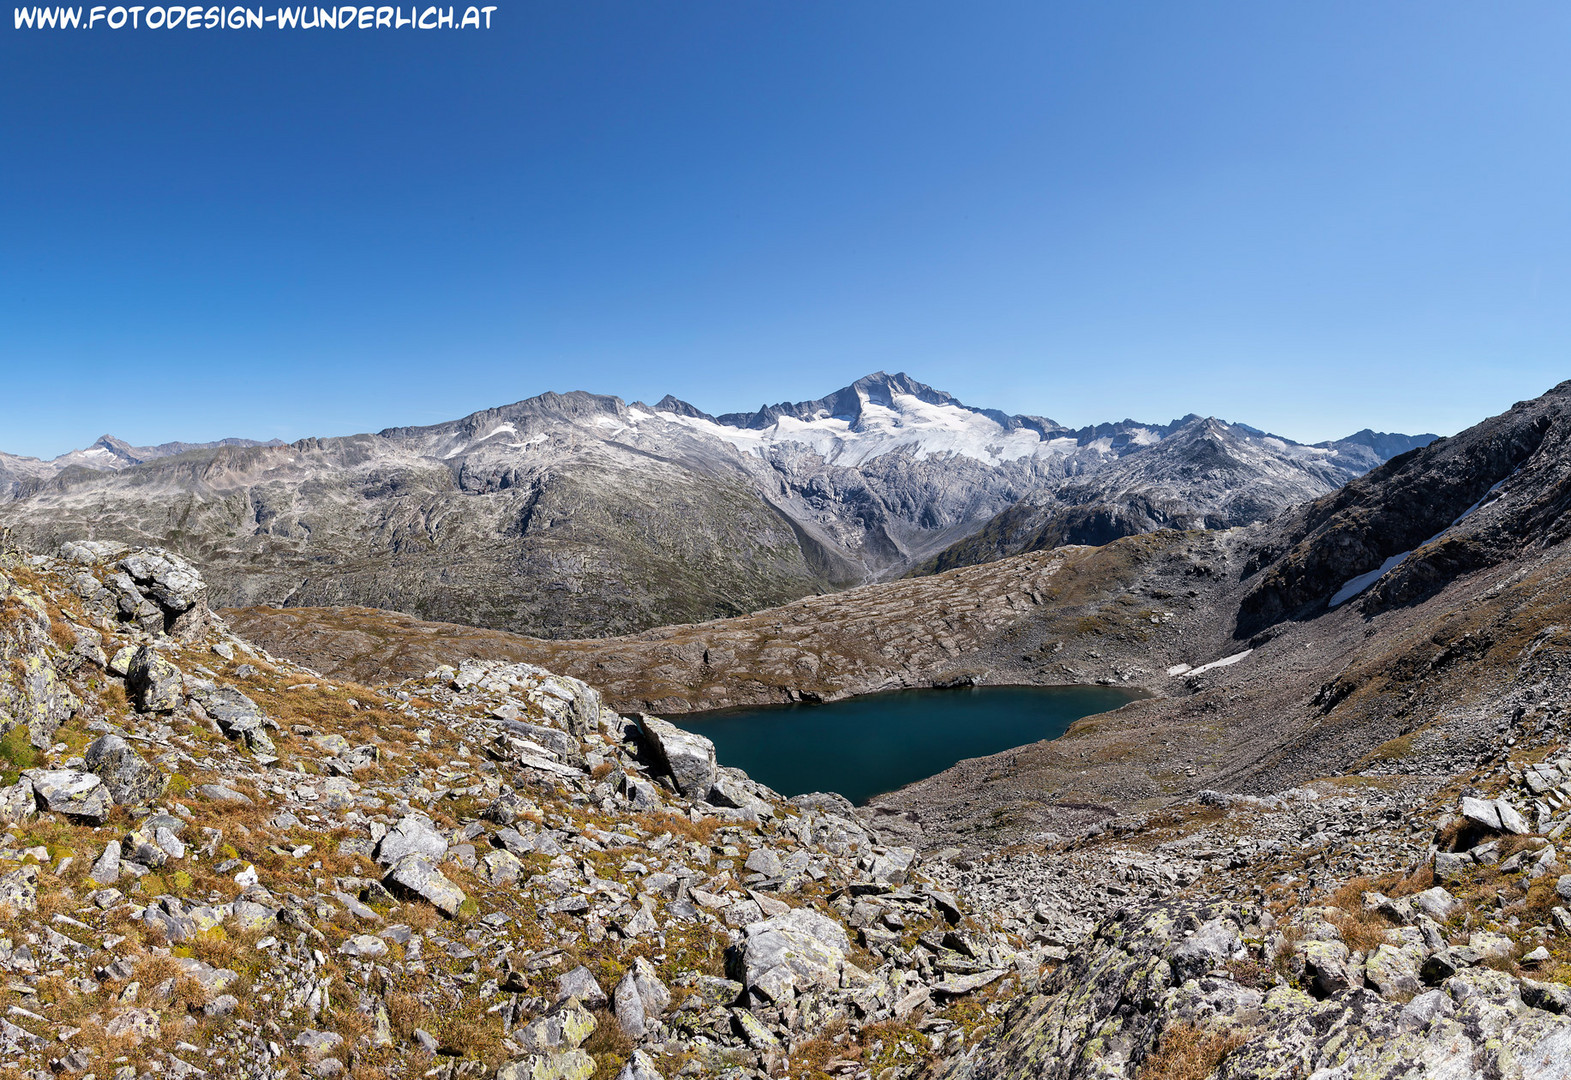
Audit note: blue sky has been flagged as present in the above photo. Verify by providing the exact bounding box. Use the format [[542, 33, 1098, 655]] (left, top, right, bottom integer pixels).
[[3, 2, 1569, 457]]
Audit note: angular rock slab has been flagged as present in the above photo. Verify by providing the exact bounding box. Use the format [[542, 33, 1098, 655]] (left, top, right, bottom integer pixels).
[[1460, 796, 1532, 836], [375, 811, 448, 866], [384, 854, 466, 916], [496, 1050, 596, 1080], [127, 646, 183, 713], [739, 908, 850, 1003], [23, 768, 111, 823], [614, 956, 672, 1038], [637, 714, 716, 799], [85, 733, 164, 807]]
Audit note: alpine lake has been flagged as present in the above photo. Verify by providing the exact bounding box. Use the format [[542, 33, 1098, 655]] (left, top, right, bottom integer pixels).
[[668, 684, 1145, 806]]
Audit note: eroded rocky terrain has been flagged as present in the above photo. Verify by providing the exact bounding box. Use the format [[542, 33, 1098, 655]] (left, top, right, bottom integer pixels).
[[4, 381, 1571, 1080], [8, 536, 1571, 1080]]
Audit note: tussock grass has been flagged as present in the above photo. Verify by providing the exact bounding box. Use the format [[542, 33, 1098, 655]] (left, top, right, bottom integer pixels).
[[1139, 1024, 1247, 1080]]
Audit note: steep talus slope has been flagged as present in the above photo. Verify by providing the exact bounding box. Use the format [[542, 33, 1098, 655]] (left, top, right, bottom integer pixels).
[[1, 373, 1420, 639], [1235, 380, 1571, 636]]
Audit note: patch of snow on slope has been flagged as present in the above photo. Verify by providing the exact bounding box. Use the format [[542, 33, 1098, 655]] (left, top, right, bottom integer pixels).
[[1329, 552, 1411, 608], [1328, 471, 1520, 609], [1172, 650, 1254, 677], [659, 389, 1076, 467]]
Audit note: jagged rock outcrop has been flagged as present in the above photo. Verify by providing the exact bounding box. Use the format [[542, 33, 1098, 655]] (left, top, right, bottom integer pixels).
[[914, 418, 1434, 576]]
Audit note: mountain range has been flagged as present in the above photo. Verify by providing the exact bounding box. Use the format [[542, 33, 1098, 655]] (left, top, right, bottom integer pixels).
[[0, 372, 1433, 638]]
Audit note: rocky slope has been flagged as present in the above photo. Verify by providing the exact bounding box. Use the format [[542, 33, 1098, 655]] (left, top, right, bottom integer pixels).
[[0, 436, 283, 502], [2, 542, 1070, 1080], [8, 533, 1571, 1079], [911, 421, 1434, 576], [219, 379, 1571, 866], [0, 374, 1420, 640]]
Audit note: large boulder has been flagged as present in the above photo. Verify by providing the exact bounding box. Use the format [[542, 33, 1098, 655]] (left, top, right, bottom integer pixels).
[[1460, 796, 1532, 836], [517, 997, 597, 1053], [126, 647, 183, 713], [375, 812, 448, 866], [383, 854, 466, 916], [190, 684, 275, 754], [84, 734, 163, 807], [496, 1052, 596, 1080], [23, 768, 111, 823], [117, 549, 210, 638], [613, 956, 671, 1038], [738, 908, 850, 1003], [637, 715, 717, 799]]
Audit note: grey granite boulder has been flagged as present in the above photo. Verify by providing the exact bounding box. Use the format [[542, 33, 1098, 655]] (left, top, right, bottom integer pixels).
[[739, 908, 850, 1003], [383, 854, 466, 916], [375, 811, 448, 866], [84, 733, 163, 807], [613, 956, 671, 1038], [1169, 916, 1247, 983], [637, 715, 716, 799], [23, 768, 111, 823], [127, 646, 182, 713]]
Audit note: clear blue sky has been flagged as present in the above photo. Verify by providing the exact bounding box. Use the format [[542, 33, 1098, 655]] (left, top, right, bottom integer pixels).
[[3, 2, 1569, 457]]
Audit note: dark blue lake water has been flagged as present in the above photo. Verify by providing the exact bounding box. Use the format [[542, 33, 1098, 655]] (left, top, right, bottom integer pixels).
[[669, 684, 1143, 806]]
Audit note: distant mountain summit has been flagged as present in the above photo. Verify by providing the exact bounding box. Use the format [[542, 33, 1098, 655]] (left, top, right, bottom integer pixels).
[[0, 434, 283, 500], [0, 373, 1431, 638]]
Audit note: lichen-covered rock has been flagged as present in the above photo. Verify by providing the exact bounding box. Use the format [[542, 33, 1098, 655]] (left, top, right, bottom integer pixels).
[[0, 575, 77, 748], [84, 733, 163, 807], [516, 997, 597, 1052], [103, 1008, 160, 1046], [0, 778, 35, 824], [0, 865, 39, 912], [738, 908, 850, 1003], [1169, 916, 1246, 983], [931, 899, 1571, 1080], [126, 646, 183, 713], [22, 768, 111, 823], [1365, 944, 1423, 1000], [496, 1051, 596, 1080]]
